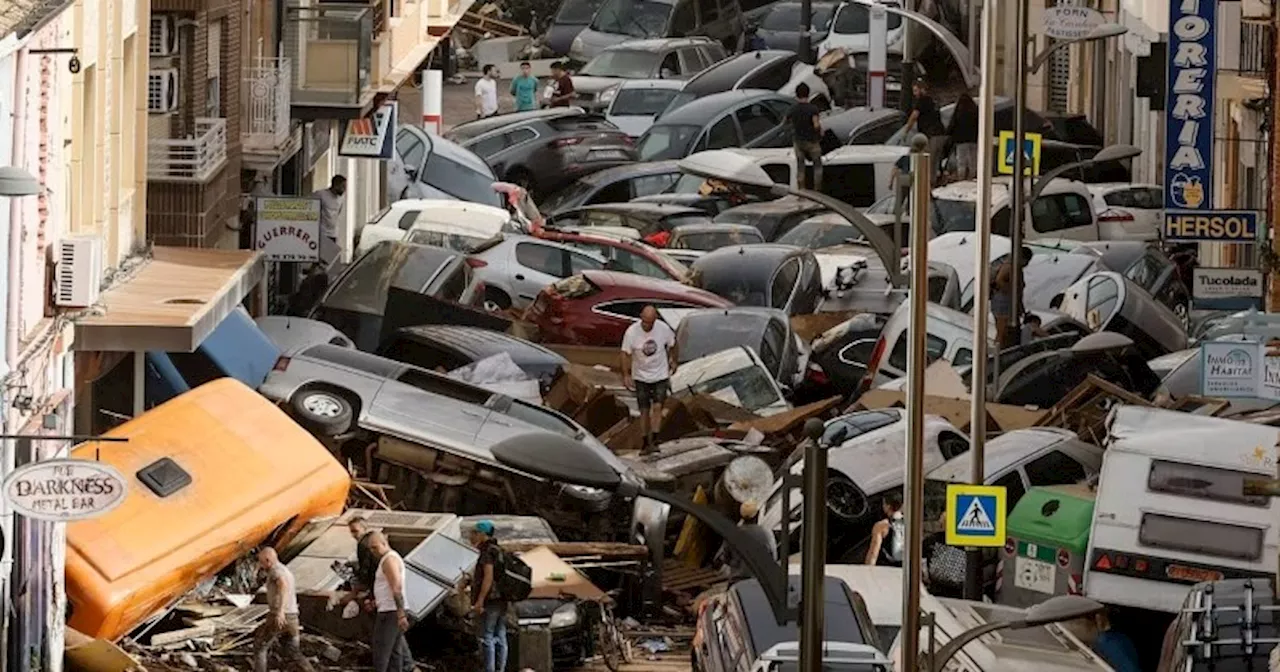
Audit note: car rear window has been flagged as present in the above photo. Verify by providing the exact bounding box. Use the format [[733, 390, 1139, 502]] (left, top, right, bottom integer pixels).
[[548, 116, 618, 132], [1139, 513, 1265, 561]]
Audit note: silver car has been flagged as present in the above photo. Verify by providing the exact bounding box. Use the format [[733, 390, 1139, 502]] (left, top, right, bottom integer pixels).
[[260, 344, 632, 509], [471, 234, 607, 311]]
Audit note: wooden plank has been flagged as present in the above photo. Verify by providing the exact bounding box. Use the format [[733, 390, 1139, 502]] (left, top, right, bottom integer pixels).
[[498, 541, 650, 559]]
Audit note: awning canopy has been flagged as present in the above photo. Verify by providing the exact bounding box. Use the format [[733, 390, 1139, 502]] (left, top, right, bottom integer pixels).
[[75, 247, 265, 352]]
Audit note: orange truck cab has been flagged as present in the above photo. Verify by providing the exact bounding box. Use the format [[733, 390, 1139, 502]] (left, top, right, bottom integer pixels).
[[66, 378, 351, 641]]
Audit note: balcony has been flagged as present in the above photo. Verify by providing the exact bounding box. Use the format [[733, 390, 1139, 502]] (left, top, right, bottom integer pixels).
[[148, 118, 229, 183], [286, 0, 474, 120], [243, 57, 303, 170]]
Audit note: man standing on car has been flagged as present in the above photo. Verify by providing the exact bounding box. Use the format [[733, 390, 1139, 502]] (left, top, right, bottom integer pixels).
[[547, 62, 575, 108], [903, 80, 947, 179], [253, 548, 315, 672], [369, 531, 415, 672], [788, 83, 823, 190], [468, 521, 509, 672], [621, 305, 678, 452]]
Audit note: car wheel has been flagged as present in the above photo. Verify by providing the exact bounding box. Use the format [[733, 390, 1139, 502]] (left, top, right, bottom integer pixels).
[[484, 287, 512, 312], [291, 389, 354, 436], [826, 471, 868, 522]]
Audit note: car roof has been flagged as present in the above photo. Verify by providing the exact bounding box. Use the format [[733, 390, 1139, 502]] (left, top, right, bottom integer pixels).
[[731, 576, 866, 655], [581, 159, 682, 185], [617, 78, 688, 91], [825, 144, 911, 163], [395, 325, 566, 363], [680, 306, 784, 335], [655, 89, 785, 125], [1073, 240, 1153, 270], [573, 202, 704, 218], [579, 269, 726, 300], [821, 107, 903, 134], [932, 176, 1086, 202], [928, 427, 1097, 482], [694, 243, 802, 271], [673, 222, 759, 234], [683, 50, 795, 94], [600, 36, 712, 51], [717, 195, 829, 216], [1085, 182, 1162, 195], [445, 108, 587, 141]]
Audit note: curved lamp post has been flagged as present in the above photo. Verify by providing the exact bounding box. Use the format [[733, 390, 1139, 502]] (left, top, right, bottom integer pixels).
[[1028, 24, 1129, 75], [490, 419, 829, 627], [928, 596, 1106, 672], [843, 0, 980, 89], [1028, 144, 1142, 203], [677, 150, 908, 288]]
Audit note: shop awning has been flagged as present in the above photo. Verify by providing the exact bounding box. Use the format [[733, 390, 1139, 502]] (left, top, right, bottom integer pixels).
[[75, 247, 265, 352]]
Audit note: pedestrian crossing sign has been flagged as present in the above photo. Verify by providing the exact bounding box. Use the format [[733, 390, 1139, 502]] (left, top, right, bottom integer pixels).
[[944, 484, 1006, 547], [996, 131, 1042, 177]]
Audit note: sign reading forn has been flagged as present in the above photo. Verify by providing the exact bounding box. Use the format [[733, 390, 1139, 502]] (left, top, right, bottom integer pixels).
[[3, 459, 127, 522]]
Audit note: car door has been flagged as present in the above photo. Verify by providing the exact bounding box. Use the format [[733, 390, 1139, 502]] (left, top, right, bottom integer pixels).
[[702, 115, 741, 151], [736, 102, 783, 148], [769, 258, 801, 313], [477, 127, 538, 178], [389, 128, 429, 201], [510, 240, 604, 304]]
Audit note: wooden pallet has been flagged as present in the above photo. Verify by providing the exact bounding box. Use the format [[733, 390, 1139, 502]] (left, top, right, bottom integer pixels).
[[662, 559, 723, 593], [458, 11, 524, 37]]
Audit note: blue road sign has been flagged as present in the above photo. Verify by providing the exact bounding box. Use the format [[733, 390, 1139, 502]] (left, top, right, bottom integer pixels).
[[997, 131, 1042, 176], [945, 484, 1007, 547]]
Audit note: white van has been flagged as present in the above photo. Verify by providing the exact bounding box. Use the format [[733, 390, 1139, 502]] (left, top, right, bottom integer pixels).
[[699, 145, 907, 210], [1085, 405, 1280, 613], [932, 177, 1101, 242], [861, 301, 987, 389]]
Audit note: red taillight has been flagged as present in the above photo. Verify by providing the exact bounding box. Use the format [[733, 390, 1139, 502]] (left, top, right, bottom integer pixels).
[[806, 363, 829, 386], [1098, 209, 1135, 222], [1056, 548, 1070, 567], [552, 137, 584, 148], [466, 256, 487, 268], [273, 356, 291, 372]]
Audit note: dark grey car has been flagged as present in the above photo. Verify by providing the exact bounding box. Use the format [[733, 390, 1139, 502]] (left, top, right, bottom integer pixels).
[[714, 195, 831, 240], [690, 244, 824, 316], [636, 89, 794, 160], [753, 1, 837, 60], [1072, 241, 1192, 327], [539, 160, 683, 214], [675, 306, 806, 388], [546, 0, 607, 56]]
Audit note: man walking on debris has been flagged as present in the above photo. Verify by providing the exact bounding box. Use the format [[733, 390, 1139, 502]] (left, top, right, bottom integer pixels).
[[369, 531, 416, 672], [621, 305, 678, 452], [468, 520, 509, 672], [253, 548, 316, 672]]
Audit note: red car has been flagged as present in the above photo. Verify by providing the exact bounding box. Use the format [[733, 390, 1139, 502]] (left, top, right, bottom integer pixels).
[[527, 270, 732, 346]]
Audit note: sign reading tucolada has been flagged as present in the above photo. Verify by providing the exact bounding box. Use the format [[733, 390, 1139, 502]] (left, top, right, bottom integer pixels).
[[3, 459, 128, 522]]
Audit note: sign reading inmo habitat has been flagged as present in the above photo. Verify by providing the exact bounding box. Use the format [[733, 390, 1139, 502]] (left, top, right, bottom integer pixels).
[[1200, 340, 1280, 401], [3, 459, 127, 522]]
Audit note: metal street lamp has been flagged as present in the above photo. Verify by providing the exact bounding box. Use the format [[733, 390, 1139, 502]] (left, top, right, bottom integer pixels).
[[928, 596, 1106, 672], [842, 0, 981, 92], [489, 422, 826, 627], [1027, 144, 1142, 203], [0, 167, 40, 197], [1027, 24, 1129, 75], [677, 151, 907, 288]]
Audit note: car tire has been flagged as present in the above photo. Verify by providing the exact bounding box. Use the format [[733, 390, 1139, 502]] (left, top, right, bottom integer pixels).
[[291, 389, 354, 436], [484, 287, 512, 312], [826, 471, 868, 523]]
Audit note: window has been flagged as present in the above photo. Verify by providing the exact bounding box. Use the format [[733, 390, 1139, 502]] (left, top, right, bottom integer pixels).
[[837, 338, 877, 370], [1124, 253, 1165, 290], [744, 61, 794, 91], [568, 250, 605, 274], [592, 181, 632, 203], [611, 249, 669, 278], [659, 52, 681, 77], [953, 348, 973, 366], [1029, 196, 1069, 233], [735, 104, 780, 143], [470, 134, 509, 159], [396, 368, 492, 405], [397, 130, 426, 171], [853, 118, 901, 145], [1140, 513, 1265, 561], [1023, 450, 1088, 486], [435, 266, 469, 302], [630, 172, 680, 197], [887, 333, 947, 371], [596, 300, 646, 318], [516, 242, 568, 276], [679, 47, 707, 72], [137, 458, 192, 498], [761, 320, 787, 377], [770, 259, 800, 308], [380, 338, 468, 371], [670, 0, 696, 34], [1147, 460, 1270, 507], [166, 351, 225, 387], [205, 21, 223, 117], [763, 163, 791, 185], [705, 117, 739, 150], [697, 0, 719, 22], [505, 128, 537, 145], [1085, 276, 1120, 326], [584, 211, 626, 228], [1058, 193, 1093, 228], [992, 471, 1025, 514], [397, 210, 420, 231], [1103, 190, 1136, 207], [421, 153, 501, 205], [819, 164, 877, 208]]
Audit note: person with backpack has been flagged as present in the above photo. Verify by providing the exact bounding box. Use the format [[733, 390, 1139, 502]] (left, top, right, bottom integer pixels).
[[864, 491, 905, 567], [469, 520, 510, 672]]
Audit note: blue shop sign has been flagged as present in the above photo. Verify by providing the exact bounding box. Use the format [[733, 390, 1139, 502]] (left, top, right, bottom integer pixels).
[[1164, 0, 1217, 211]]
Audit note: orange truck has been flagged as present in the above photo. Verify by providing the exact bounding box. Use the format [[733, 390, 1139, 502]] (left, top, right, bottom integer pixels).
[[65, 378, 351, 641]]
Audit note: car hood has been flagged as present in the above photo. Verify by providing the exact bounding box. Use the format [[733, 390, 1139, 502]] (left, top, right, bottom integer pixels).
[[573, 75, 627, 96]]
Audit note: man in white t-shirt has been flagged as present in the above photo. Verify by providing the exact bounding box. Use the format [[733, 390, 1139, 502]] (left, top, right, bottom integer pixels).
[[475, 65, 499, 119], [620, 305, 677, 452], [369, 531, 415, 672]]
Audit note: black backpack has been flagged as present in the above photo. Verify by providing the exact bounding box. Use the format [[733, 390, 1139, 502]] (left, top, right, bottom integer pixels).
[[492, 546, 533, 602]]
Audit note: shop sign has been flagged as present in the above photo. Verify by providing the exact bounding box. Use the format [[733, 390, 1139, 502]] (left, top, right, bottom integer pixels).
[[1162, 210, 1258, 242], [338, 102, 397, 159], [1192, 268, 1263, 306], [1164, 0, 1217, 212], [3, 459, 127, 522], [1200, 341, 1280, 400], [255, 197, 322, 262], [1042, 6, 1106, 40]]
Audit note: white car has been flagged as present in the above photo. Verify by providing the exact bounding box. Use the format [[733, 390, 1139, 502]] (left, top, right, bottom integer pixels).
[[815, 0, 906, 59], [932, 176, 1102, 241], [1085, 182, 1163, 241], [357, 199, 511, 256], [602, 79, 686, 138]]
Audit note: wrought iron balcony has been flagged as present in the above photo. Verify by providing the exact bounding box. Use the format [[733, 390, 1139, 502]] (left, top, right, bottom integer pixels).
[[148, 118, 228, 183], [243, 57, 294, 151]]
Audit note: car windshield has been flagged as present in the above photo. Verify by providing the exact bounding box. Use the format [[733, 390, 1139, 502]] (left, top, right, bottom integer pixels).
[[763, 3, 836, 31], [677, 317, 764, 362], [637, 124, 701, 160], [673, 229, 762, 250], [694, 265, 770, 306], [590, 0, 672, 37], [541, 180, 597, 213], [557, 0, 604, 23], [323, 244, 454, 315], [832, 4, 902, 33], [776, 220, 859, 248], [662, 91, 699, 116], [681, 361, 782, 412], [423, 153, 502, 206], [582, 50, 663, 78], [406, 229, 494, 253], [613, 87, 682, 116]]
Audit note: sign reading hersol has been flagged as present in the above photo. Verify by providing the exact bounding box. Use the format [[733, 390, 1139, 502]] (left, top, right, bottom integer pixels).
[[3, 459, 127, 522], [1163, 210, 1259, 242]]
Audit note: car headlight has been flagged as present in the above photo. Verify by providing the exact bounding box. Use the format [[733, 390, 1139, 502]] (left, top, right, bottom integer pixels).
[[550, 603, 580, 628], [600, 85, 620, 104]]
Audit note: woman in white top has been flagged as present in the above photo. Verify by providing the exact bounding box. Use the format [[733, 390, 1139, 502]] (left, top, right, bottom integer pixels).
[[369, 532, 416, 672]]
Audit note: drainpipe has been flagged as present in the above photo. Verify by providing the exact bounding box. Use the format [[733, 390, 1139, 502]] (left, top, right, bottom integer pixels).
[[6, 46, 25, 370]]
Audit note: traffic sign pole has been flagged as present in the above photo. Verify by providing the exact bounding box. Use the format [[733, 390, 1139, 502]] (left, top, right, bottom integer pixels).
[[1009, 0, 1030, 347]]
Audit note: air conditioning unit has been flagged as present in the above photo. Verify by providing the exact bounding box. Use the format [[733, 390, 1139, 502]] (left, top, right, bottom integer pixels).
[[147, 69, 178, 113], [149, 15, 177, 56], [55, 235, 103, 308]]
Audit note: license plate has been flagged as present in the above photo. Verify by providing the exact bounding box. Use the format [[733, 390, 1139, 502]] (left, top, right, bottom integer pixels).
[[1014, 556, 1057, 594], [589, 150, 630, 160], [1166, 565, 1224, 583]]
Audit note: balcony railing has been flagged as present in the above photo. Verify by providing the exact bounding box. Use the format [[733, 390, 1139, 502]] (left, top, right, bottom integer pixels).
[[285, 3, 373, 109], [148, 118, 228, 183], [243, 58, 293, 151], [1239, 22, 1270, 78]]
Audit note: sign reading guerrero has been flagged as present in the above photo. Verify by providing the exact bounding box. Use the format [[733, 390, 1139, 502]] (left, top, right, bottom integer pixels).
[[3, 459, 127, 522], [255, 197, 322, 262]]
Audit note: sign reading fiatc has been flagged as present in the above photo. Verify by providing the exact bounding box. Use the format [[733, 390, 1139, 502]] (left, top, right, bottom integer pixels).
[[3, 459, 127, 522]]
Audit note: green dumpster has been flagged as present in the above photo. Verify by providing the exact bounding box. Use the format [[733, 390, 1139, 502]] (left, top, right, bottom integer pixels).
[[997, 484, 1095, 608]]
